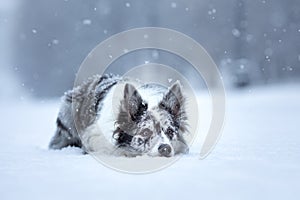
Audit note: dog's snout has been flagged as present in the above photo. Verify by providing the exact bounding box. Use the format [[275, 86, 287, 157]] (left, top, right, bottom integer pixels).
[[158, 144, 172, 157]]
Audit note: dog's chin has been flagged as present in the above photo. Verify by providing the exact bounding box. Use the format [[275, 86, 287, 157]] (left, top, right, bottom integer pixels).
[[146, 151, 174, 158]]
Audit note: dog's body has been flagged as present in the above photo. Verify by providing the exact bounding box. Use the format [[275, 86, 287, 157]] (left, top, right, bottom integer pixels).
[[49, 74, 189, 157]]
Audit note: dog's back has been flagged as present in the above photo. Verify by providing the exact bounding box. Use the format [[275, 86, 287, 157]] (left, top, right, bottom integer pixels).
[[49, 74, 120, 151]]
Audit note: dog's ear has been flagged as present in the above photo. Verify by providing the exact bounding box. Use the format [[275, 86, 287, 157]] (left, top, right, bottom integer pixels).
[[160, 81, 185, 117], [123, 83, 147, 121]]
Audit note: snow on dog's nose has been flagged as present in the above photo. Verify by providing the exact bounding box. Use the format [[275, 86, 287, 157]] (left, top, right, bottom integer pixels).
[[158, 144, 172, 157]]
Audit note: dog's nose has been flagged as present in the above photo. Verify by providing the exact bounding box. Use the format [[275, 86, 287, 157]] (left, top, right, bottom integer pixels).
[[158, 144, 172, 157]]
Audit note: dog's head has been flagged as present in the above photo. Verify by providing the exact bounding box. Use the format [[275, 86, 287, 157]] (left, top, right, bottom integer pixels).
[[113, 82, 189, 157]]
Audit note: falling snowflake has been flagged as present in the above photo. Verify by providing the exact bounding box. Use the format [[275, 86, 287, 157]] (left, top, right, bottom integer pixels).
[[171, 2, 177, 8], [52, 39, 59, 45], [82, 19, 92, 25], [246, 34, 253, 42], [232, 29, 241, 37], [208, 9, 216, 15]]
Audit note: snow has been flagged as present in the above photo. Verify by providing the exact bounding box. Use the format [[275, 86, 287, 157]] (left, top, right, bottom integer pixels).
[[52, 39, 59, 45], [1, 85, 300, 200], [232, 28, 241, 37], [82, 19, 92, 25], [171, 2, 177, 8], [208, 9, 216, 15], [125, 2, 131, 8]]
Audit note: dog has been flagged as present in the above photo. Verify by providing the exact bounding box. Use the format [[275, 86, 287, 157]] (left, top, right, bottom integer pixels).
[[49, 74, 189, 157]]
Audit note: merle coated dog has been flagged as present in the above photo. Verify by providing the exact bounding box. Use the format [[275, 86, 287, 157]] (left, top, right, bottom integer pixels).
[[49, 74, 189, 157]]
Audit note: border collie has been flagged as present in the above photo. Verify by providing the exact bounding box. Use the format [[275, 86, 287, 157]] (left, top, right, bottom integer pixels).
[[49, 74, 189, 157]]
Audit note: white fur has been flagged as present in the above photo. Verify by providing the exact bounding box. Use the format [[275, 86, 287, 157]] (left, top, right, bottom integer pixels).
[[82, 81, 177, 156], [97, 82, 166, 142], [82, 83, 123, 154]]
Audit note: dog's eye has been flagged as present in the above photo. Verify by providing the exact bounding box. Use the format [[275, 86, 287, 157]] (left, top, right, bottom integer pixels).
[[160, 102, 166, 109], [141, 128, 152, 137], [166, 128, 174, 139]]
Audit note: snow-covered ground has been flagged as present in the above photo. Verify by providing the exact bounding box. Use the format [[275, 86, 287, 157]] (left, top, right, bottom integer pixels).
[[1, 85, 300, 200]]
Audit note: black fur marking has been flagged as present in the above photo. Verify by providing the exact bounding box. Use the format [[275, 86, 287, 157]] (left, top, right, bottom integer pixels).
[[50, 120, 82, 149], [113, 127, 133, 146], [123, 84, 148, 122], [94, 78, 118, 112], [166, 127, 175, 139], [56, 118, 70, 134], [132, 101, 148, 121], [67, 137, 82, 148], [96, 74, 107, 85], [65, 92, 73, 103]]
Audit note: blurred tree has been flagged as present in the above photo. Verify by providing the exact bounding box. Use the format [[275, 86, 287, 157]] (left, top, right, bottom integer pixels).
[[12, 0, 300, 97]]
